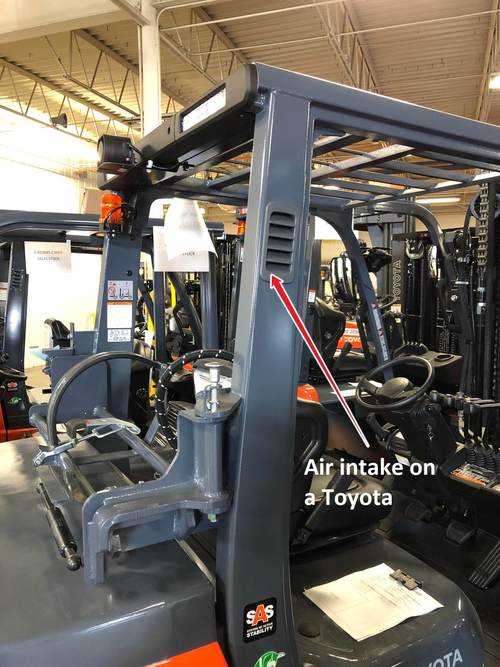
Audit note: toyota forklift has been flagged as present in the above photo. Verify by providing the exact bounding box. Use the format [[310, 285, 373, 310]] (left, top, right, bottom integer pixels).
[[1, 64, 497, 666]]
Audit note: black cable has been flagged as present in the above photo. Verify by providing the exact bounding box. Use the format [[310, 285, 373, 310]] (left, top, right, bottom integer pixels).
[[101, 202, 134, 232], [127, 143, 172, 172], [155, 348, 233, 446], [44, 351, 163, 448], [128, 143, 145, 160]]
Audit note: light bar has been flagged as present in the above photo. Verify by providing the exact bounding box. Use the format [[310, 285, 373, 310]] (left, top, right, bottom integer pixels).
[[415, 196, 461, 204], [181, 87, 226, 132]]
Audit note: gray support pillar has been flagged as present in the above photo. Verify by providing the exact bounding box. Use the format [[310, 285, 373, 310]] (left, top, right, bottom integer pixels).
[[216, 92, 314, 667], [153, 271, 167, 362], [167, 271, 202, 348], [300, 231, 319, 382], [93, 232, 143, 417], [321, 211, 391, 363], [366, 221, 385, 297], [200, 252, 219, 348]]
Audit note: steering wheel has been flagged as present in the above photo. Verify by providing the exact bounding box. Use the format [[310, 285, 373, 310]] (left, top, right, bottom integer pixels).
[[355, 355, 434, 413], [0, 366, 27, 382]]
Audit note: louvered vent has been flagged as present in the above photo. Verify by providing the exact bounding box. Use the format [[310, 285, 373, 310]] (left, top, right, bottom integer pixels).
[[264, 210, 296, 278], [10, 269, 24, 290]]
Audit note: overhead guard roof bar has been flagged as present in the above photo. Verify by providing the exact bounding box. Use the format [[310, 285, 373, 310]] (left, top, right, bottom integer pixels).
[[99, 63, 500, 209]]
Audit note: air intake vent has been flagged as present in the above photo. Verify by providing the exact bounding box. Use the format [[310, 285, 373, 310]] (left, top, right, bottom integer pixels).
[[10, 269, 24, 290], [263, 209, 296, 280]]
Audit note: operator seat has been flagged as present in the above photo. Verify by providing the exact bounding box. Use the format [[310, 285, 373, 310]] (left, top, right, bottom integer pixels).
[[309, 298, 366, 382], [291, 398, 391, 551], [163, 389, 390, 549], [44, 318, 71, 348]]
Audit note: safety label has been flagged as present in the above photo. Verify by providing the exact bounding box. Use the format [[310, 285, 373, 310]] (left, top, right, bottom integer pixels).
[[107, 328, 132, 343], [107, 302, 133, 329], [107, 280, 133, 301], [244, 598, 277, 643]]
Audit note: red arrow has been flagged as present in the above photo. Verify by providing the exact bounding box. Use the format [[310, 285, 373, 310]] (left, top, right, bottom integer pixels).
[[270, 274, 370, 448]]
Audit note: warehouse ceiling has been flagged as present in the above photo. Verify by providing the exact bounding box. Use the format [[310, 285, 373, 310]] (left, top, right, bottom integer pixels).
[[0, 0, 499, 216]]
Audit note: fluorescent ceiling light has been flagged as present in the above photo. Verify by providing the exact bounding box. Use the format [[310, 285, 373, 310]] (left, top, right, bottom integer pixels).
[[415, 196, 460, 204], [318, 184, 339, 190], [489, 73, 500, 89]]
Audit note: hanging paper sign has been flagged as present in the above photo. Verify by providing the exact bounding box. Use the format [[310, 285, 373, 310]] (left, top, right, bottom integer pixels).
[[25, 241, 72, 276], [153, 198, 215, 272]]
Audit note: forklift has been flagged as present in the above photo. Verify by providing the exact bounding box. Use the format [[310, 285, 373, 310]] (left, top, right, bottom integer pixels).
[[2, 64, 499, 666]]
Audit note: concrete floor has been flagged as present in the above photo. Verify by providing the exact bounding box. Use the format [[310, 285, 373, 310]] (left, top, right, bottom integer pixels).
[[26, 365, 50, 405]]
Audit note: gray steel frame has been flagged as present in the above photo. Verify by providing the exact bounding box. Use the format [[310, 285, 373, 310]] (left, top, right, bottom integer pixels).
[[95, 63, 500, 664]]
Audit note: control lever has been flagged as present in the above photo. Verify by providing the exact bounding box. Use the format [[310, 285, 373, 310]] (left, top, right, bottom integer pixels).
[[33, 417, 140, 467], [330, 341, 352, 376]]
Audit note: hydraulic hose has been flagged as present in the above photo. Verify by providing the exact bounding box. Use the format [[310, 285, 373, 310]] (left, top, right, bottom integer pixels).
[[44, 351, 163, 449], [167, 272, 203, 348]]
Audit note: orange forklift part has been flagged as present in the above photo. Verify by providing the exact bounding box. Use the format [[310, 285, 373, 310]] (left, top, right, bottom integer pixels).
[[338, 320, 362, 350], [147, 642, 229, 666], [100, 192, 123, 227], [297, 383, 320, 403], [235, 206, 247, 236]]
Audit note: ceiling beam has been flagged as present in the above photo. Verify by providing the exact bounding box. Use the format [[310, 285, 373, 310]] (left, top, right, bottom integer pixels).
[[0, 5, 124, 46], [109, 0, 150, 26], [75, 29, 189, 106], [314, 0, 380, 92], [159, 32, 218, 84], [0, 56, 131, 127], [345, 0, 381, 92], [476, 0, 500, 120], [193, 6, 249, 66], [153, 0, 230, 8], [158, 4, 249, 87]]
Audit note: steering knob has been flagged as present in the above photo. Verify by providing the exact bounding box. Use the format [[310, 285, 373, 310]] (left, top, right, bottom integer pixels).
[[355, 355, 435, 413]]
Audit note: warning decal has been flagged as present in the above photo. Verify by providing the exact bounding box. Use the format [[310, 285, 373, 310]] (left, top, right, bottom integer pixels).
[[108, 328, 132, 343], [107, 302, 133, 329], [107, 280, 133, 301]]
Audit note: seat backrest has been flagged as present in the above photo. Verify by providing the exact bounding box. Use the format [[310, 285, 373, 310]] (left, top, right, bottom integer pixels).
[[44, 318, 71, 348], [310, 299, 346, 368], [290, 399, 329, 534]]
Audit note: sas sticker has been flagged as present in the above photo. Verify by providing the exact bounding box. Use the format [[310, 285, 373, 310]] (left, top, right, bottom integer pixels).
[[244, 598, 277, 643], [253, 651, 286, 667]]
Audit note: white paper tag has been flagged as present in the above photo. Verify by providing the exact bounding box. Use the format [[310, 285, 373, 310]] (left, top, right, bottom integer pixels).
[[107, 328, 132, 343]]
